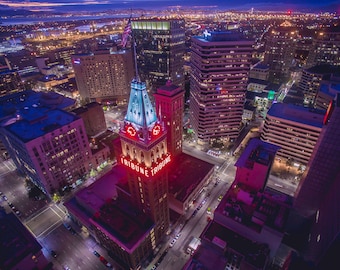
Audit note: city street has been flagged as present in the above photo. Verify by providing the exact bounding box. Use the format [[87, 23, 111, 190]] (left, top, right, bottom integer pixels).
[[0, 158, 118, 270], [147, 146, 235, 270], [0, 113, 299, 270], [0, 159, 48, 220]]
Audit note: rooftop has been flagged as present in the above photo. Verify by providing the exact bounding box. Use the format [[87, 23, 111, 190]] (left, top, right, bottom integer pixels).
[[246, 90, 267, 99], [7, 109, 78, 142], [184, 221, 270, 270], [155, 80, 183, 97], [91, 199, 154, 252], [215, 183, 292, 233], [264, 83, 280, 92], [0, 90, 77, 142], [65, 165, 154, 253], [248, 78, 269, 85], [252, 62, 270, 70], [168, 152, 215, 202], [319, 83, 340, 96], [267, 103, 325, 128], [244, 101, 256, 111], [235, 138, 280, 168], [72, 101, 102, 115], [194, 30, 251, 43], [305, 65, 340, 75], [0, 211, 42, 269], [65, 165, 126, 223]]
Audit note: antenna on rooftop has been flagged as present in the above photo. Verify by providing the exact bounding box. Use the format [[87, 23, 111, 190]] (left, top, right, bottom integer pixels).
[[133, 37, 140, 82]]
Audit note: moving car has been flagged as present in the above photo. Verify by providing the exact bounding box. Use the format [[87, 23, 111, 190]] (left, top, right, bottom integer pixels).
[[169, 239, 176, 247]]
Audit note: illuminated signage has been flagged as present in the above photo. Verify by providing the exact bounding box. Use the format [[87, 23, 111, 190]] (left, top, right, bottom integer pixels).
[[323, 100, 334, 125], [126, 126, 137, 137], [267, 90, 275, 100], [120, 154, 171, 177], [220, 89, 227, 95], [152, 124, 161, 136], [203, 30, 211, 39], [73, 59, 81, 64]]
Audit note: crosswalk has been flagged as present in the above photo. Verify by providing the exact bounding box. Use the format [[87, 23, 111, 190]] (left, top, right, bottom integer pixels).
[[0, 159, 16, 177], [24, 203, 68, 239]]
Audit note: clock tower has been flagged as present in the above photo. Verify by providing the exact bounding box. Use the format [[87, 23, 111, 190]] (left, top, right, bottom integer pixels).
[[119, 79, 171, 245]]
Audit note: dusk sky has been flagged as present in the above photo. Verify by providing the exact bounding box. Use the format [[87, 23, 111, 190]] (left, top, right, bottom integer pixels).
[[0, 0, 339, 13]]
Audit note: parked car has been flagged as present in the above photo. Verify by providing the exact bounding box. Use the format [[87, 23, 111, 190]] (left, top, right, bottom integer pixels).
[[63, 223, 76, 234], [50, 250, 57, 258], [93, 250, 100, 257], [63, 223, 71, 230], [99, 256, 112, 268]]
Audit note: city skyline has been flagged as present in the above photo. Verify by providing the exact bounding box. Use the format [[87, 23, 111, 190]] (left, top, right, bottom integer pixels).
[[0, 0, 339, 13], [0, 3, 340, 269]]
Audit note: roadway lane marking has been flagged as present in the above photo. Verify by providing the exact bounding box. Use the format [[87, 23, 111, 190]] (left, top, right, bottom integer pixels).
[[0, 171, 11, 177], [51, 205, 65, 219], [0, 160, 16, 171], [36, 219, 63, 238]]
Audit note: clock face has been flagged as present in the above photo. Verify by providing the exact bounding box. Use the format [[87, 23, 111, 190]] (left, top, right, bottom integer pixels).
[[126, 125, 137, 137], [152, 124, 161, 136]]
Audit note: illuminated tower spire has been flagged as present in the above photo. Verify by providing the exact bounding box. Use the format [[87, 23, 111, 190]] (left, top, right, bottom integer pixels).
[[124, 79, 158, 141], [119, 76, 170, 247]]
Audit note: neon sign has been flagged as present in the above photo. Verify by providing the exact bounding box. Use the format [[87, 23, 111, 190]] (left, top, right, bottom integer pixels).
[[126, 126, 137, 137], [120, 154, 171, 177], [323, 100, 334, 125], [152, 124, 161, 136], [73, 59, 81, 64]]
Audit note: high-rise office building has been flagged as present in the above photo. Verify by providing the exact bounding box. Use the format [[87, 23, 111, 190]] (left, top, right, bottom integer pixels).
[[315, 73, 340, 110], [72, 49, 134, 104], [0, 54, 24, 97], [183, 139, 287, 270], [119, 78, 170, 241], [189, 30, 253, 145], [46, 47, 76, 67], [263, 25, 298, 82], [65, 78, 214, 269], [67, 79, 171, 269], [298, 65, 340, 105], [0, 90, 92, 196], [306, 25, 340, 68], [72, 102, 107, 138], [132, 19, 185, 93], [154, 80, 184, 157], [0, 54, 11, 70], [260, 103, 324, 165], [0, 210, 50, 270], [294, 95, 340, 268], [0, 69, 24, 97]]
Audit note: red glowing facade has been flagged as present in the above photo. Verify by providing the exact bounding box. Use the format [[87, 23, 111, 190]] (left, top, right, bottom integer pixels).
[[119, 78, 170, 246]]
